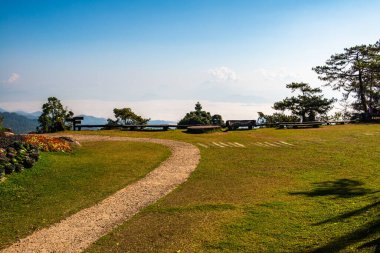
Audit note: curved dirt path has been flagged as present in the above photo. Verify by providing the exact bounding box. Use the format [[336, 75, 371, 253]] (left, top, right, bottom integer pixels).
[[2, 135, 200, 253]]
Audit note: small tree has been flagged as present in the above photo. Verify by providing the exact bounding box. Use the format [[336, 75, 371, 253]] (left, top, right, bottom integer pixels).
[[178, 102, 222, 126], [38, 97, 73, 133], [273, 82, 335, 122], [0, 115, 3, 129], [113, 107, 149, 125], [211, 114, 224, 126]]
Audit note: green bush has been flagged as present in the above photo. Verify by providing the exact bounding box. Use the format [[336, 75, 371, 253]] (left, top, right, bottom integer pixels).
[[178, 102, 224, 126], [0, 140, 39, 178]]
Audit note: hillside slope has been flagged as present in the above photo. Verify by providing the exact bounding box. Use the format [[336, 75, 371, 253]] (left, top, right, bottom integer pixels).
[[0, 112, 38, 133]]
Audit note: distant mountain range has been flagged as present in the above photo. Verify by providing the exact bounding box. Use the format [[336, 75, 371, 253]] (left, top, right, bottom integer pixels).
[[0, 111, 39, 134], [13, 110, 42, 120], [0, 108, 176, 133]]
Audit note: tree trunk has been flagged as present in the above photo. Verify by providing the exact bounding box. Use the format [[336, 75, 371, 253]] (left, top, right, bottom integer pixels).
[[358, 69, 368, 114]]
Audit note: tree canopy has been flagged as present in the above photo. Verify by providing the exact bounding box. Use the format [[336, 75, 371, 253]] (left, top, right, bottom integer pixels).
[[178, 102, 223, 126], [112, 107, 149, 125], [313, 41, 380, 114], [273, 82, 335, 122], [38, 97, 73, 133]]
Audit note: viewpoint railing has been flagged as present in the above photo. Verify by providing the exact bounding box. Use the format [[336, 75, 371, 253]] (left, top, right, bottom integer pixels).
[[71, 124, 190, 131]]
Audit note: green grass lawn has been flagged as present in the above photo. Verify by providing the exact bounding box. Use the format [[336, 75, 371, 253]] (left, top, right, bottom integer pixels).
[[81, 125, 380, 253], [0, 141, 170, 249]]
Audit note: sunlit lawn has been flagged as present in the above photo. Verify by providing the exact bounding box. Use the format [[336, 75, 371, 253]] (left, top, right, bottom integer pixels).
[[83, 125, 380, 252], [0, 141, 170, 249], [0, 125, 378, 252]]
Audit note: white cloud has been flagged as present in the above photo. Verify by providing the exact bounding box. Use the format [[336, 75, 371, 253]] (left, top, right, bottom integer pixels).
[[1, 73, 20, 84], [8, 73, 20, 83], [208, 66, 238, 82]]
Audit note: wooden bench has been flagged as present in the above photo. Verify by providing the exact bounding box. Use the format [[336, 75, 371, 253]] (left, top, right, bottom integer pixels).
[[74, 123, 190, 131], [277, 121, 323, 129], [66, 116, 84, 131], [324, 120, 352, 125], [226, 120, 256, 130]]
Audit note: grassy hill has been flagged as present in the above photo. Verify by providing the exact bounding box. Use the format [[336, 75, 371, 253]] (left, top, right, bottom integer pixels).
[[83, 125, 379, 253], [0, 124, 378, 252]]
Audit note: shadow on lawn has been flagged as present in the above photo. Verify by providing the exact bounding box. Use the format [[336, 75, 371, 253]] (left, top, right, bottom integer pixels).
[[290, 179, 379, 252], [290, 179, 375, 198]]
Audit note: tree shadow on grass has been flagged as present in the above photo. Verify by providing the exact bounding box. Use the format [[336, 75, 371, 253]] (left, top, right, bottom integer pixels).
[[289, 179, 374, 199], [289, 179, 379, 252], [311, 209, 380, 253]]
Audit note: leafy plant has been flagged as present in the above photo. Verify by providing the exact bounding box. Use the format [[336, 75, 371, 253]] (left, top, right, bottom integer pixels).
[[0, 140, 40, 178]]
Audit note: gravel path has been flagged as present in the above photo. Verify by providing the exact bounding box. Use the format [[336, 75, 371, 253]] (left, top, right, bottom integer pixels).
[[2, 135, 200, 253]]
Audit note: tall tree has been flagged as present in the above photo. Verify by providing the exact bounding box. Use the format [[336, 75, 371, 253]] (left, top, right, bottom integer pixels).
[[367, 41, 380, 112], [113, 108, 149, 125], [313, 42, 380, 114], [273, 82, 335, 122], [38, 97, 73, 133]]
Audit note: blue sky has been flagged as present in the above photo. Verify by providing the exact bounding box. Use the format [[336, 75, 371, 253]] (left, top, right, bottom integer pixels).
[[1, 0, 379, 120]]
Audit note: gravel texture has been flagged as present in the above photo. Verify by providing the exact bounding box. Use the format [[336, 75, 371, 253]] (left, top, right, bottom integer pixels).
[[1, 135, 200, 253]]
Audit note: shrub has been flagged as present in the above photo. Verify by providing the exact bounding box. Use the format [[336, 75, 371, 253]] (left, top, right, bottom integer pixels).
[[0, 139, 40, 178], [0, 134, 73, 178], [178, 102, 224, 126]]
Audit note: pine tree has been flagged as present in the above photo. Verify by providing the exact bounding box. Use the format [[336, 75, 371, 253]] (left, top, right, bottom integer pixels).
[[313, 42, 380, 114], [273, 83, 335, 122]]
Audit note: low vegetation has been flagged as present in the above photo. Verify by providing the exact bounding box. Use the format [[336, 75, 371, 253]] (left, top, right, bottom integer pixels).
[[0, 141, 39, 177], [0, 135, 75, 178], [0, 141, 170, 249]]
